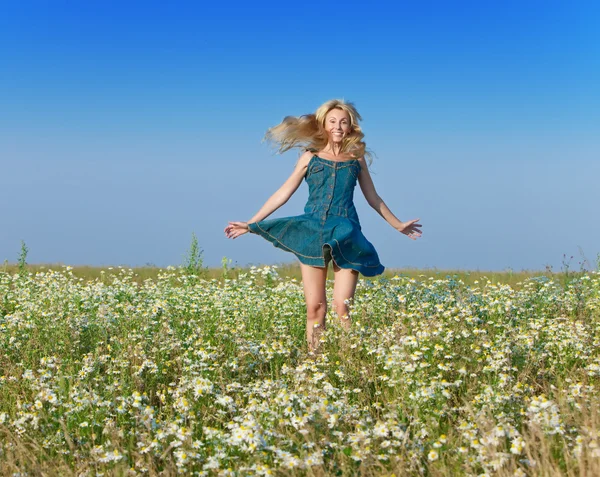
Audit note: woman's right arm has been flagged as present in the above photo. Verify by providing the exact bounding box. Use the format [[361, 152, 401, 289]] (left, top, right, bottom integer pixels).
[[224, 151, 313, 239], [246, 151, 313, 224]]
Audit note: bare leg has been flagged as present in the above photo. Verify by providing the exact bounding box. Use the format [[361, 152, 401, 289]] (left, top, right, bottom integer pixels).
[[299, 262, 328, 351], [332, 263, 359, 331]]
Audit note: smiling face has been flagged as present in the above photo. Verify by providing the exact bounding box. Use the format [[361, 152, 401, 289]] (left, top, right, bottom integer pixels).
[[324, 108, 352, 145]]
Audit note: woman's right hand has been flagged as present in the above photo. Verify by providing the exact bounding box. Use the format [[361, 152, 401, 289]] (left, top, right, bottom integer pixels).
[[224, 221, 250, 239]]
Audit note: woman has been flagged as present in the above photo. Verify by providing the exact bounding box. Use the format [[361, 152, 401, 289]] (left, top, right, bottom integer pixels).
[[225, 99, 422, 351]]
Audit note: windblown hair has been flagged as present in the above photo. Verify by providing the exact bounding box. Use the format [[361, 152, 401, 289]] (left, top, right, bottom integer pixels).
[[264, 99, 372, 163]]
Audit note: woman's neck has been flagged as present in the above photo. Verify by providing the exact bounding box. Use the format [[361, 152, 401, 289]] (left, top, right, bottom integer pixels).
[[323, 143, 343, 156]]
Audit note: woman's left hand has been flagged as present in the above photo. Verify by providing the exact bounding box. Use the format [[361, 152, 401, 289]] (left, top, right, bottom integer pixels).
[[397, 219, 422, 240], [225, 221, 250, 239]]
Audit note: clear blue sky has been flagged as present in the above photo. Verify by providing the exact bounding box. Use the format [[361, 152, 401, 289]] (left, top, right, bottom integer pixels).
[[1, 1, 598, 271]]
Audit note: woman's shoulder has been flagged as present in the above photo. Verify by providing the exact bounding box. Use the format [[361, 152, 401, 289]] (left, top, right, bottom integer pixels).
[[300, 149, 316, 158], [294, 150, 315, 170]]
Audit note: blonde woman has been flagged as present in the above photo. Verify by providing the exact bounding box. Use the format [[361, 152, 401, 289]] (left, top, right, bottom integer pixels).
[[225, 99, 422, 351]]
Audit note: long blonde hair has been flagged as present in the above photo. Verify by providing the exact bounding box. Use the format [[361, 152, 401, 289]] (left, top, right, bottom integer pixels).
[[264, 99, 372, 163]]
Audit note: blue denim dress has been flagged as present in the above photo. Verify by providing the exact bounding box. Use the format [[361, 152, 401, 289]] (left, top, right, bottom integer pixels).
[[248, 155, 385, 277]]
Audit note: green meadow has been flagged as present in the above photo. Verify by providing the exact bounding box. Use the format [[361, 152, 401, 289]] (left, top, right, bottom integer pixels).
[[1, 262, 599, 475], [0, 261, 564, 288]]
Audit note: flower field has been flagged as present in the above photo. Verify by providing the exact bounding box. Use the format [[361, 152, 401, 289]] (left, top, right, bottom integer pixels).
[[1, 266, 600, 476]]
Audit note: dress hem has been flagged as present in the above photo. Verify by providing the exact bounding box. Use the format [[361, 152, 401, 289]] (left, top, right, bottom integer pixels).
[[248, 222, 385, 277]]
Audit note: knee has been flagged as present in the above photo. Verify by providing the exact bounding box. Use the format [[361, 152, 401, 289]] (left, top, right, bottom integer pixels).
[[333, 297, 351, 317], [306, 301, 327, 320]]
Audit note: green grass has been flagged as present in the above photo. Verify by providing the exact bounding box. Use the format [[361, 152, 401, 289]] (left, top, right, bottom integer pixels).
[[1, 264, 599, 475], [1, 261, 566, 288]]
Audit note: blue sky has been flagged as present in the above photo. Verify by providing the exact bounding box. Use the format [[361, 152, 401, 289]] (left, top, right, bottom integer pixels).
[[1, 1, 598, 271]]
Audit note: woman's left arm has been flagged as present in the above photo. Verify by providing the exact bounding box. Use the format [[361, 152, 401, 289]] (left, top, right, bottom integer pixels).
[[357, 157, 422, 240]]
